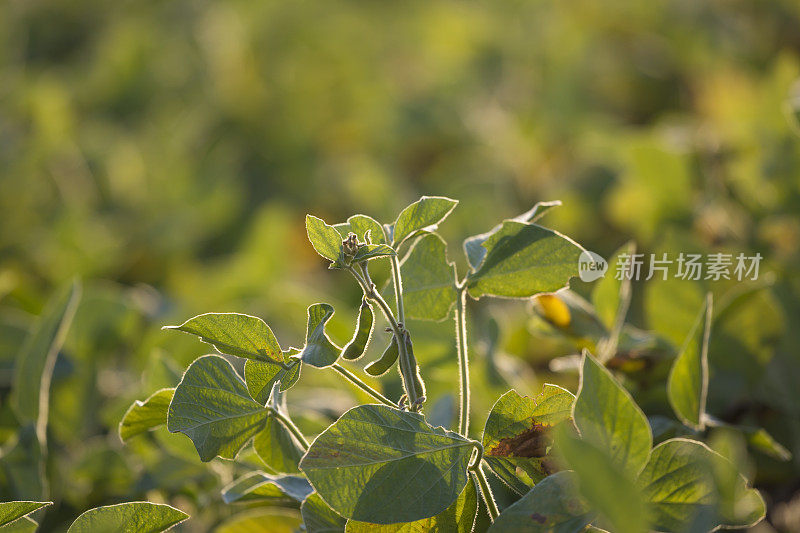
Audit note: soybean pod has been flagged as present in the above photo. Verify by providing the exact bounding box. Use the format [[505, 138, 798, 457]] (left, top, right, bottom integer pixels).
[[401, 333, 426, 402], [342, 299, 374, 360], [365, 335, 399, 376]]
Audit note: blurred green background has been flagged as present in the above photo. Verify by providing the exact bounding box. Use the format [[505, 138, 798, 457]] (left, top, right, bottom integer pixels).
[[2, 0, 800, 531]]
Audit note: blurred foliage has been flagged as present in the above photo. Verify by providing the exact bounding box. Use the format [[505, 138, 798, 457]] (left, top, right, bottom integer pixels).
[[1, 0, 800, 530]]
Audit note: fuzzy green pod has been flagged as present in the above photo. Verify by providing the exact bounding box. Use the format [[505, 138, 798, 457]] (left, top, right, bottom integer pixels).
[[402, 334, 426, 400], [365, 336, 399, 376], [342, 300, 374, 360]]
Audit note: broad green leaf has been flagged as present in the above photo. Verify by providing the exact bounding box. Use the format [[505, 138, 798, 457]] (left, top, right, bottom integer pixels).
[[591, 242, 635, 330], [573, 352, 651, 477], [334, 214, 387, 244], [307, 215, 344, 262], [488, 471, 593, 533], [391, 196, 458, 247], [221, 472, 312, 504], [163, 313, 282, 363], [638, 438, 766, 532], [464, 200, 561, 271], [745, 427, 792, 461], [467, 222, 583, 299], [482, 386, 575, 494], [346, 477, 478, 532], [0, 502, 51, 528], [300, 304, 341, 368], [352, 244, 395, 263], [302, 493, 346, 533], [254, 415, 306, 474], [0, 516, 37, 532], [646, 275, 704, 350], [12, 280, 81, 427], [167, 355, 269, 461], [119, 388, 174, 442], [299, 405, 475, 524], [556, 429, 648, 533], [668, 294, 712, 430], [217, 510, 302, 533], [399, 233, 457, 321], [67, 502, 189, 533], [245, 357, 301, 403]]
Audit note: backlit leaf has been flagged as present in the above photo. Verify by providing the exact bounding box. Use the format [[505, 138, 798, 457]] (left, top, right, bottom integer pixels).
[[573, 351, 652, 477], [307, 215, 344, 262], [221, 472, 312, 504], [245, 357, 301, 403], [302, 493, 346, 533], [352, 244, 395, 263], [400, 234, 457, 321], [119, 388, 174, 442], [391, 196, 458, 247], [0, 502, 51, 528], [334, 214, 387, 244], [167, 355, 269, 461], [668, 294, 712, 430], [163, 313, 282, 363], [254, 416, 306, 474], [67, 502, 188, 533], [217, 510, 301, 533], [466, 222, 583, 299], [299, 405, 474, 524], [300, 304, 341, 368]]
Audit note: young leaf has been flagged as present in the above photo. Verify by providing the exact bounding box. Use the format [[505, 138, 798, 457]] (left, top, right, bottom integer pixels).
[[352, 243, 396, 263], [221, 472, 313, 504], [163, 313, 283, 363], [307, 214, 344, 262], [254, 416, 306, 474], [466, 222, 583, 299], [345, 477, 478, 532], [167, 355, 269, 461], [0, 502, 52, 528], [463, 200, 562, 271], [302, 493, 346, 533], [12, 279, 81, 427], [556, 429, 648, 533], [335, 214, 387, 244], [119, 388, 174, 442], [482, 386, 575, 494], [487, 471, 593, 533], [668, 294, 712, 430], [300, 304, 341, 368], [245, 358, 301, 403], [390, 196, 458, 247], [638, 438, 766, 532], [400, 233, 457, 322], [299, 405, 475, 524], [67, 502, 189, 533], [573, 351, 652, 477]]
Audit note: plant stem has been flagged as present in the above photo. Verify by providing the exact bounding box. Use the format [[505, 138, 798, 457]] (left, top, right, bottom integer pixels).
[[331, 363, 396, 407], [455, 285, 470, 436], [472, 464, 500, 521], [348, 265, 421, 408], [267, 406, 310, 450], [390, 255, 406, 325]]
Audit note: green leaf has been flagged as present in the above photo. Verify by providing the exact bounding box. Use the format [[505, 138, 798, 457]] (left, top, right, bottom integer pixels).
[[299, 405, 475, 524], [12, 279, 81, 426], [345, 477, 478, 532], [353, 244, 396, 263], [488, 471, 593, 533], [302, 493, 346, 533], [307, 214, 344, 262], [221, 472, 312, 504], [399, 233, 457, 321], [464, 200, 561, 271], [482, 386, 575, 494], [254, 415, 306, 474], [573, 351, 652, 477], [217, 510, 302, 533], [556, 429, 648, 533], [167, 355, 269, 461], [67, 502, 189, 533], [391, 196, 458, 247], [0, 424, 45, 499], [591, 242, 634, 330], [300, 304, 341, 368], [668, 294, 712, 430], [119, 388, 174, 442], [334, 214, 387, 244], [638, 438, 766, 532], [0, 502, 51, 528], [245, 357, 301, 403], [163, 313, 283, 363], [744, 427, 792, 461], [0, 516, 38, 533], [646, 275, 704, 350], [466, 222, 583, 299]]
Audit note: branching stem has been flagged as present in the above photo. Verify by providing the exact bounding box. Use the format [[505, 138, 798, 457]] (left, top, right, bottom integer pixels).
[[331, 363, 396, 407]]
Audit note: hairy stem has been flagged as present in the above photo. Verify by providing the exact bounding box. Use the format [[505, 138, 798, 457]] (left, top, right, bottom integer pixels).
[[471, 463, 500, 522], [267, 406, 310, 450], [390, 255, 406, 325], [455, 286, 470, 436], [332, 363, 396, 407]]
